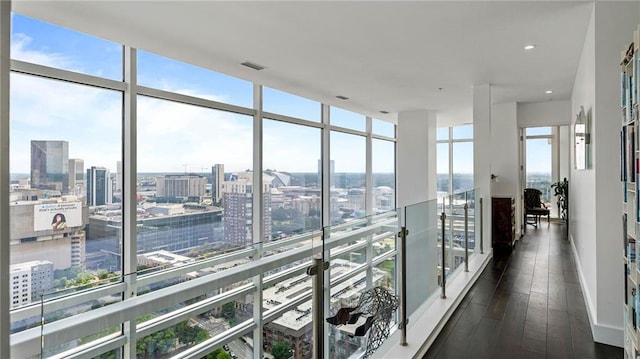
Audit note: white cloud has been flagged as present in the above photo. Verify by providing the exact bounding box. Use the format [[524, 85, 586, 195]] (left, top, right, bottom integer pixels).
[[11, 33, 72, 70]]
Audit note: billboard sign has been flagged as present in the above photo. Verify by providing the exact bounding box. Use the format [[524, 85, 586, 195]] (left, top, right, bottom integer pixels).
[[34, 202, 82, 231]]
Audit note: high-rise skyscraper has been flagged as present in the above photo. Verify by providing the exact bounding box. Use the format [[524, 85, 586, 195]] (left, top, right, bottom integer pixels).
[[211, 164, 224, 203], [31, 140, 69, 192], [68, 159, 85, 197], [87, 166, 112, 206], [223, 172, 272, 246]]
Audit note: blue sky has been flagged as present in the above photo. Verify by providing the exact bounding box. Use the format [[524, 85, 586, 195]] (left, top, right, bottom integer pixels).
[[9, 13, 433, 176]]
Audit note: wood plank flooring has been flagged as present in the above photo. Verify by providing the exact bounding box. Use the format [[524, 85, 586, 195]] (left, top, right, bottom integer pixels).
[[423, 222, 623, 359]]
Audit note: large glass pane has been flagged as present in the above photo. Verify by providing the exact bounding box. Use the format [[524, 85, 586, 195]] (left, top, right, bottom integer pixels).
[[444, 192, 467, 279], [330, 132, 366, 225], [11, 14, 122, 81], [372, 118, 395, 137], [138, 50, 253, 108], [526, 137, 553, 206], [262, 230, 316, 359], [263, 87, 321, 122], [9, 73, 122, 335], [436, 127, 449, 141], [263, 120, 321, 241], [452, 124, 473, 139], [325, 213, 399, 359], [137, 96, 253, 262], [372, 139, 395, 213], [40, 277, 125, 358], [437, 142, 449, 196], [452, 142, 474, 192], [330, 107, 365, 132], [404, 200, 439, 317], [137, 277, 254, 358]]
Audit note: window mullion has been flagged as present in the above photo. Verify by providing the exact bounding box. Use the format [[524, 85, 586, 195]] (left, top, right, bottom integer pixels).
[[122, 45, 138, 359]]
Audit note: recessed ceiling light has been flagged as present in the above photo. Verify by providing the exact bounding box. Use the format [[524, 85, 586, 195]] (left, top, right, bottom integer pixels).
[[380, 110, 389, 114], [524, 45, 535, 50], [241, 61, 265, 71], [336, 95, 349, 100], [545, 90, 553, 94]]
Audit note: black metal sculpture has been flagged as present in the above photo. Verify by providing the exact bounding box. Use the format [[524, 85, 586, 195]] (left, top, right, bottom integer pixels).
[[326, 286, 399, 358]]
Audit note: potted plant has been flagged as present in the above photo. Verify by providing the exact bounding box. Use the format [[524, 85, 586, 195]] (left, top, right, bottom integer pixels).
[[551, 178, 569, 222]]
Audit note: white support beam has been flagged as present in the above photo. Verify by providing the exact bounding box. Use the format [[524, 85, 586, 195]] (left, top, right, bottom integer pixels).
[[123, 45, 138, 359], [252, 83, 264, 359], [0, 1, 10, 357]]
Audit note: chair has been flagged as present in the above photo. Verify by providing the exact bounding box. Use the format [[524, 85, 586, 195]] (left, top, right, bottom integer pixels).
[[524, 188, 550, 228]]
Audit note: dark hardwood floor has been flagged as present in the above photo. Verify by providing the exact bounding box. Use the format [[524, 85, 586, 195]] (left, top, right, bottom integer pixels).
[[423, 222, 623, 359]]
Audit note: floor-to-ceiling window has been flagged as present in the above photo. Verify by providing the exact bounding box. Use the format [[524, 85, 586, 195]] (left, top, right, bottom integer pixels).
[[436, 124, 475, 279], [524, 126, 560, 217], [7, 12, 397, 359], [436, 124, 474, 197]]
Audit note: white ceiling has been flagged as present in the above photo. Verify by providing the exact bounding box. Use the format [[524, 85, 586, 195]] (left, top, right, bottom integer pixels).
[[12, 1, 595, 125]]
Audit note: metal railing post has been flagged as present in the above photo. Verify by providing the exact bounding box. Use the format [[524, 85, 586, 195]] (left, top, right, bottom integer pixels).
[[398, 226, 409, 346], [441, 210, 447, 299], [307, 257, 329, 359], [480, 197, 484, 254], [464, 201, 469, 272]]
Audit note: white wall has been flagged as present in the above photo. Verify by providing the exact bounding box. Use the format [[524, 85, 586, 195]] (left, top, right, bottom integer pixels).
[[491, 102, 521, 236], [570, 6, 598, 342], [517, 100, 571, 128], [570, 1, 639, 346], [593, 1, 637, 339]]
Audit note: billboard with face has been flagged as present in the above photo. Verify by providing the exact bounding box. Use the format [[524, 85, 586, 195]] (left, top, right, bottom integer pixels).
[[34, 202, 82, 231]]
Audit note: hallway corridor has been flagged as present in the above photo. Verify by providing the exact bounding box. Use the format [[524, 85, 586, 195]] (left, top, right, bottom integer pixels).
[[424, 223, 623, 359]]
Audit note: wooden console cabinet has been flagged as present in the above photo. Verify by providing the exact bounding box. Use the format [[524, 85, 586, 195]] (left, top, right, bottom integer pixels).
[[492, 196, 515, 249]]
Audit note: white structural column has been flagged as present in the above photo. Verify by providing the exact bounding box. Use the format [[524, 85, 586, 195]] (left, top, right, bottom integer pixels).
[[490, 102, 520, 236], [396, 110, 437, 208], [473, 84, 492, 254], [0, 1, 10, 357], [396, 110, 438, 313]]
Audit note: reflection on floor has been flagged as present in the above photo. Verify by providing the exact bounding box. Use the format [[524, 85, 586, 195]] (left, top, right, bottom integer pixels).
[[424, 223, 622, 359]]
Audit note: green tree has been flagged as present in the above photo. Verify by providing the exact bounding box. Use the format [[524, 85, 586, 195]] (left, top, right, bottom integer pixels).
[[221, 301, 235, 319], [216, 352, 232, 359], [136, 328, 175, 357], [175, 320, 210, 345], [203, 348, 224, 359], [272, 341, 292, 359]]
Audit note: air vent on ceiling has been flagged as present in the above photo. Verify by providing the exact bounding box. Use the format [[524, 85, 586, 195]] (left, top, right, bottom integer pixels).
[[336, 95, 349, 100], [380, 110, 389, 114], [241, 61, 265, 71]]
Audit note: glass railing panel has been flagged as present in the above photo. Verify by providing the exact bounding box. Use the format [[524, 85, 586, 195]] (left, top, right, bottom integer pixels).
[[445, 191, 467, 278], [467, 188, 478, 255], [475, 189, 484, 254], [135, 278, 255, 358], [327, 283, 369, 359], [36, 273, 129, 358], [264, 302, 312, 359], [404, 199, 439, 318], [262, 231, 316, 359], [324, 211, 398, 358]]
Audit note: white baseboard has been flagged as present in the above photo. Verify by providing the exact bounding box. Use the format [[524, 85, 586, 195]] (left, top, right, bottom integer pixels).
[[568, 234, 624, 347]]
